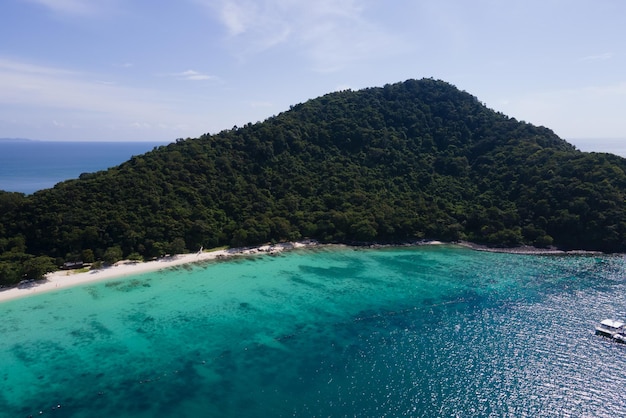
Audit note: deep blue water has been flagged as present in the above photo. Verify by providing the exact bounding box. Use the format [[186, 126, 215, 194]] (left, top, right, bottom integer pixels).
[[1, 245, 626, 417], [0, 141, 168, 194]]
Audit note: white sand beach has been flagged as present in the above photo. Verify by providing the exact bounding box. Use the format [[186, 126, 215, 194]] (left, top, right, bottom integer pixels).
[[0, 241, 316, 303]]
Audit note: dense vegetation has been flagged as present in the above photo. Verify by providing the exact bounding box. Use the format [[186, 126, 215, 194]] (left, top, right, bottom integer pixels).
[[2, 79, 626, 285]]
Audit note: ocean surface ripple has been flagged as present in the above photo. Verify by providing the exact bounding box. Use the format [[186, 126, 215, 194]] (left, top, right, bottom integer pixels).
[[1, 245, 625, 417]]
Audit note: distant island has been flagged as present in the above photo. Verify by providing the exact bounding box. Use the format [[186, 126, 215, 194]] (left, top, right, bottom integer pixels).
[[2, 78, 626, 286]]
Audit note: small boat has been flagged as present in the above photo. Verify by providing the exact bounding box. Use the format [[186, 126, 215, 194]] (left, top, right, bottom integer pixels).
[[595, 319, 626, 343]]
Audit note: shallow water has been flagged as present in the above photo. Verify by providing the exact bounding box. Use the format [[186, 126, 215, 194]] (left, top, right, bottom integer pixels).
[[1, 245, 626, 417]]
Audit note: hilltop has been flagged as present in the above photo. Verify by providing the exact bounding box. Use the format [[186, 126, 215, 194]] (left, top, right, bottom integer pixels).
[[2, 78, 626, 284]]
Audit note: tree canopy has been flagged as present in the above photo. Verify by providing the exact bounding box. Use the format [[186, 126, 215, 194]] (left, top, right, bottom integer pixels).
[[2, 78, 626, 285]]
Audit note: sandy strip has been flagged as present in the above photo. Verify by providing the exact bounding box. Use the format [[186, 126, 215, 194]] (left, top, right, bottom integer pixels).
[[0, 241, 316, 303]]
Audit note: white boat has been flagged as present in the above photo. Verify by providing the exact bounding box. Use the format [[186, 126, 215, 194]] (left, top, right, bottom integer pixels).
[[595, 319, 626, 343]]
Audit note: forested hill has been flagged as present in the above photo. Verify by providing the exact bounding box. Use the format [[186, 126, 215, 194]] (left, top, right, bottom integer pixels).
[[2, 78, 626, 284]]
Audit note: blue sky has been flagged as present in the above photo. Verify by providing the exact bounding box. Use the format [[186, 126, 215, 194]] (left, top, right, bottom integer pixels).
[[1, 0, 625, 153]]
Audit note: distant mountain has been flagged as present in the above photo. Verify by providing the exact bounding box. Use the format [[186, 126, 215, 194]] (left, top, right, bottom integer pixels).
[[2, 78, 626, 284]]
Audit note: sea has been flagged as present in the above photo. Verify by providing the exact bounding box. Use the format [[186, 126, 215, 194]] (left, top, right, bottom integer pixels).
[[2, 244, 626, 417], [0, 141, 169, 194]]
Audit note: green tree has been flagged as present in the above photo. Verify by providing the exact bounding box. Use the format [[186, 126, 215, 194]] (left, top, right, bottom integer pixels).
[[22, 256, 56, 280], [81, 249, 95, 263], [0, 261, 22, 286], [103, 246, 123, 265], [168, 238, 187, 255]]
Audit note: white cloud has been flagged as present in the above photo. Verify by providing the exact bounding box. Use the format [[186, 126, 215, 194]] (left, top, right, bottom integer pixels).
[[0, 57, 205, 140], [175, 70, 218, 81], [22, 0, 108, 16], [0, 58, 161, 113], [194, 0, 404, 72], [218, 0, 254, 35], [0, 57, 77, 76], [580, 52, 613, 62], [131, 122, 152, 129]]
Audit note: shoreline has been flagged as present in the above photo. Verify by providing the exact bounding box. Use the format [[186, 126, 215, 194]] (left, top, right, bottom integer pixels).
[[454, 240, 604, 255], [0, 240, 605, 304], [0, 241, 317, 304]]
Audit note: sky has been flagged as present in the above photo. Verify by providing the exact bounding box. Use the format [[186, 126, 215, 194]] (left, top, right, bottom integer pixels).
[[1, 1, 625, 154]]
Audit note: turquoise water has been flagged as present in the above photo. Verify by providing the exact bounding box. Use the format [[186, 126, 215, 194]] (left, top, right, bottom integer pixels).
[[2, 245, 626, 417]]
